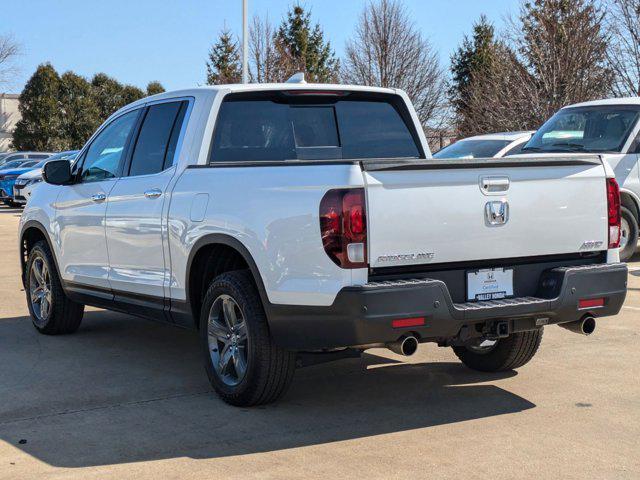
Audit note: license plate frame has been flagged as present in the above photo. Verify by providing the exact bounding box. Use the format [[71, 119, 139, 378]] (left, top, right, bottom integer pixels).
[[467, 267, 514, 301]]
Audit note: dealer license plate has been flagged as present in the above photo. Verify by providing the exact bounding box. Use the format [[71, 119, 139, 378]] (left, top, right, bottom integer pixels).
[[467, 268, 513, 301]]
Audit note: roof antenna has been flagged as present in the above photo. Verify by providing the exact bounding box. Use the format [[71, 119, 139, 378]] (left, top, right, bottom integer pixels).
[[286, 72, 306, 84]]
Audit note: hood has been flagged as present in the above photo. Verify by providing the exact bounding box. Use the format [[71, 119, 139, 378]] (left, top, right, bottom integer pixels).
[[17, 168, 43, 180]]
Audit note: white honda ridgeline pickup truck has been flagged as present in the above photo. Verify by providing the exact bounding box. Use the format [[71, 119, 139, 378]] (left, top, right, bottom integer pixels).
[[19, 81, 627, 406]]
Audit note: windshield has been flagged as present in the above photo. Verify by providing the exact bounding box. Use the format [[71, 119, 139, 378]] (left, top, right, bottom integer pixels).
[[524, 106, 640, 153], [433, 139, 511, 159]]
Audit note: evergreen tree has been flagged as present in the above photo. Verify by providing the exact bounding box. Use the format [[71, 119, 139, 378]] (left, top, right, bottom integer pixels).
[[121, 84, 145, 105], [12, 63, 67, 151], [275, 5, 339, 82], [449, 15, 497, 126], [90, 73, 127, 121], [59, 71, 100, 149], [146, 80, 165, 96], [206, 29, 242, 85], [90, 73, 145, 120]]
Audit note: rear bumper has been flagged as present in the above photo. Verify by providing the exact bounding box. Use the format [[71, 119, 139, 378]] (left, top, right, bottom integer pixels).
[[267, 263, 628, 350]]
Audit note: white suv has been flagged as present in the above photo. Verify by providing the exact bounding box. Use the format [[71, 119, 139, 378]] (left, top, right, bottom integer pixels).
[[521, 98, 640, 261], [19, 82, 627, 406]]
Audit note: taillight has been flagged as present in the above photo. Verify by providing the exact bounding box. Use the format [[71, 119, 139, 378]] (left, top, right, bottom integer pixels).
[[607, 178, 621, 249], [319, 188, 367, 268]]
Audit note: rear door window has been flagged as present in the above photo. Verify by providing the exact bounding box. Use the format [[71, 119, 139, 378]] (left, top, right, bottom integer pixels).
[[128, 101, 187, 176], [210, 93, 421, 162]]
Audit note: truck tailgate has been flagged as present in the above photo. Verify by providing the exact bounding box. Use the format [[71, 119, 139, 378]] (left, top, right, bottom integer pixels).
[[362, 157, 608, 269]]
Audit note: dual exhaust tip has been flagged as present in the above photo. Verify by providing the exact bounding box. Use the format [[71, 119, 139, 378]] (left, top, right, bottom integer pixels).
[[387, 335, 419, 356], [386, 317, 595, 356], [559, 316, 596, 336]]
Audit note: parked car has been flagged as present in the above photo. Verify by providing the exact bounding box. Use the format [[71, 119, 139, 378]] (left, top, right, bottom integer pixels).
[[0, 160, 41, 206], [13, 150, 79, 205], [0, 152, 52, 168], [520, 98, 640, 261], [19, 80, 627, 406], [433, 131, 534, 159]]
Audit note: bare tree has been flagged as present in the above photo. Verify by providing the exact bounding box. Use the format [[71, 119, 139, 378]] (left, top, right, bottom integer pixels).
[[249, 15, 291, 83], [0, 35, 20, 86], [607, 0, 640, 96], [462, 45, 540, 135], [460, 0, 612, 136], [342, 0, 447, 127]]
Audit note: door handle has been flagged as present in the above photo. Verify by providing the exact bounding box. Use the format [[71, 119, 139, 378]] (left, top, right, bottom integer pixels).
[[479, 176, 510, 195], [144, 188, 162, 199], [91, 193, 106, 202]]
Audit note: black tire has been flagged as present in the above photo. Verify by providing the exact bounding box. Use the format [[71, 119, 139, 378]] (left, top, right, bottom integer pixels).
[[619, 206, 638, 262], [200, 270, 295, 406], [452, 329, 543, 372], [25, 241, 84, 335]]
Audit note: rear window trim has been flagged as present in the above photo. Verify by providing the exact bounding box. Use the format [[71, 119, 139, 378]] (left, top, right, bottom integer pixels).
[[207, 90, 426, 164]]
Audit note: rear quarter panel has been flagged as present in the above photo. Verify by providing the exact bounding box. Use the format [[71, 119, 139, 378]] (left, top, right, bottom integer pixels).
[[168, 164, 368, 306]]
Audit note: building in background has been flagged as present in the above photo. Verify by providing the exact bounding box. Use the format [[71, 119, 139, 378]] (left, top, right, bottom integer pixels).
[[0, 93, 21, 152]]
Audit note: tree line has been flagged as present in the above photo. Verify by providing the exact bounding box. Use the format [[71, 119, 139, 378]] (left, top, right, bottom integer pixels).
[[4, 0, 640, 151], [448, 0, 640, 137], [9, 65, 164, 151], [207, 0, 640, 141]]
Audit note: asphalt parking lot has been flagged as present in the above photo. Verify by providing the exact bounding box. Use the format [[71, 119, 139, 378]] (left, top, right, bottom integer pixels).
[[0, 206, 638, 479]]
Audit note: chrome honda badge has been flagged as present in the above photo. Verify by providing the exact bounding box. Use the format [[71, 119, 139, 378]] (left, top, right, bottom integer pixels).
[[485, 200, 509, 226]]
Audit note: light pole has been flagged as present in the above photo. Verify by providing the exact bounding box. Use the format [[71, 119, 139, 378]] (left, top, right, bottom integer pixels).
[[242, 0, 248, 83]]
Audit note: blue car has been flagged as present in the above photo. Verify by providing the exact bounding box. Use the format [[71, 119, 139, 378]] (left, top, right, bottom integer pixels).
[[0, 159, 42, 207]]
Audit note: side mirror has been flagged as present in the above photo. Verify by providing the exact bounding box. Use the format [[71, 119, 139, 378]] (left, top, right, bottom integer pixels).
[[42, 160, 73, 185]]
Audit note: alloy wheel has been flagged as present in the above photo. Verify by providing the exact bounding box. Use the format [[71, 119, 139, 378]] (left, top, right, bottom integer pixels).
[[207, 294, 249, 386], [29, 256, 52, 326]]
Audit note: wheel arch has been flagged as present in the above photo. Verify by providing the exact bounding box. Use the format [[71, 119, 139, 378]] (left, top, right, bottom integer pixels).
[[185, 234, 271, 328], [19, 221, 59, 288]]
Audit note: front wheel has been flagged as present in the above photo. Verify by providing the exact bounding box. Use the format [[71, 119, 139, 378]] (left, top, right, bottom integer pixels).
[[200, 270, 296, 406], [452, 329, 543, 372], [25, 241, 84, 334], [619, 206, 638, 262]]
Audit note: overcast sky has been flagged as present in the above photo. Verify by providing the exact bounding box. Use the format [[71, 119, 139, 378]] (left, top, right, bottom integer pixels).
[[2, 0, 518, 93]]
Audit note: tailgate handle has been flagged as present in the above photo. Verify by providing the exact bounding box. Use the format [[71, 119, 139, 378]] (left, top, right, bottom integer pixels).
[[480, 176, 510, 195]]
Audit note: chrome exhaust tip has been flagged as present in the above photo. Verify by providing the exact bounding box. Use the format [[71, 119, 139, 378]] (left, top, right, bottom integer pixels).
[[559, 316, 596, 336], [387, 335, 419, 356]]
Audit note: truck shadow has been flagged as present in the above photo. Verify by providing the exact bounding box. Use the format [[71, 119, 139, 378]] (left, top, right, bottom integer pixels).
[[0, 311, 535, 468]]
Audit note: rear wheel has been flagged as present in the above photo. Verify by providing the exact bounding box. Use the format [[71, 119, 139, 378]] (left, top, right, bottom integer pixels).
[[25, 241, 84, 334], [200, 270, 295, 406], [619, 206, 638, 262], [452, 329, 543, 372]]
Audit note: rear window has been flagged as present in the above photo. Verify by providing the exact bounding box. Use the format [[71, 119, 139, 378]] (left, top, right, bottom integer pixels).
[[210, 92, 421, 162]]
